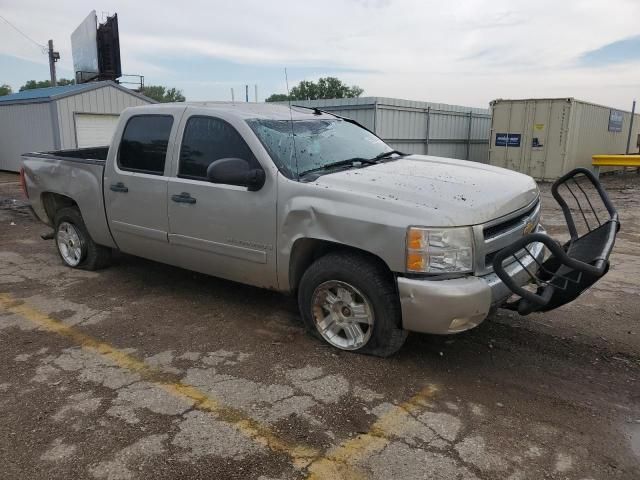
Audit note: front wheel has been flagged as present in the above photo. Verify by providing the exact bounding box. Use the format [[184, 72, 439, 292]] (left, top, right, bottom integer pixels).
[[298, 252, 407, 357]]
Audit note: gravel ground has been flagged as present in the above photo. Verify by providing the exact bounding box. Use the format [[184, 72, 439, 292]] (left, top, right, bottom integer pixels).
[[0, 169, 638, 479]]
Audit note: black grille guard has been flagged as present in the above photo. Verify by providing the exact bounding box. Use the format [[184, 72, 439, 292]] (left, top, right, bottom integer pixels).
[[492, 168, 620, 315]]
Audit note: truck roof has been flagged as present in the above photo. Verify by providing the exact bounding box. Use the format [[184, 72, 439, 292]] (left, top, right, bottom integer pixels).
[[136, 102, 337, 121]]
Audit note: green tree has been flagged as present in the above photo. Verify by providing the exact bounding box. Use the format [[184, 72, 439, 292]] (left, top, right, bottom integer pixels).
[[263, 93, 291, 102], [0, 84, 12, 96], [141, 85, 186, 103], [19, 79, 74, 91], [266, 77, 364, 102]]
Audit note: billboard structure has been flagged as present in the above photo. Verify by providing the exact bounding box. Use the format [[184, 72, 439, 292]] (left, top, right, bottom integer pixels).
[[97, 14, 122, 80], [71, 11, 99, 82], [71, 11, 126, 85]]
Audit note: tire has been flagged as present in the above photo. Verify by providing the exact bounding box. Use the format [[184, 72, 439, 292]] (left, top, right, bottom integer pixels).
[[298, 251, 408, 357], [53, 207, 111, 270]]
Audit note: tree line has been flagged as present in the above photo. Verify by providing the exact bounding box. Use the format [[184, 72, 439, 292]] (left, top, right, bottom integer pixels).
[[0, 80, 185, 103], [1, 76, 362, 103], [266, 77, 363, 102], [0, 79, 75, 96]]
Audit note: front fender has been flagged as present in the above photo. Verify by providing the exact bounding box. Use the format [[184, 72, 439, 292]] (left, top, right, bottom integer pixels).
[[276, 183, 415, 291]]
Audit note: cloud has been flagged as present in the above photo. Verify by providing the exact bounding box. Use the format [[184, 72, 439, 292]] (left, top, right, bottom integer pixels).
[[1, 0, 639, 108]]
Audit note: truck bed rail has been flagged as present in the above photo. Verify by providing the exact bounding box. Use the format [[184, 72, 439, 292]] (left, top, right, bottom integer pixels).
[[25, 146, 108, 165]]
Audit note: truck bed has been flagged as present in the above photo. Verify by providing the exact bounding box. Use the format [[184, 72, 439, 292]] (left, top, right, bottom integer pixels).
[[21, 147, 116, 249]]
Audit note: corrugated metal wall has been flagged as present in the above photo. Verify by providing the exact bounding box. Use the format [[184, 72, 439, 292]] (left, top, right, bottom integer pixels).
[[55, 85, 150, 149], [0, 85, 151, 172], [0, 102, 56, 171], [288, 97, 491, 164]]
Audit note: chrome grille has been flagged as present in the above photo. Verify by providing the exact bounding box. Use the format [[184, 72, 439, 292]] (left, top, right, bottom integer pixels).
[[475, 199, 541, 274]]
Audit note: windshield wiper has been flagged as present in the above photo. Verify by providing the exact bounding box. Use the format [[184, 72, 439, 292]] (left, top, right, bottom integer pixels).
[[299, 157, 377, 177], [370, 149, 405, 161], [298, 151, 404, 177]]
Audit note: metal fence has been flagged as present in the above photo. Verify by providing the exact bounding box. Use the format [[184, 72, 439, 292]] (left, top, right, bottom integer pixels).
[[286, 97, 491, 164]]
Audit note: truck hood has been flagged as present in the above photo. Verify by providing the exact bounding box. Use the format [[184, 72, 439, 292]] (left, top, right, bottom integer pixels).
[[313, 155, 539, 226]]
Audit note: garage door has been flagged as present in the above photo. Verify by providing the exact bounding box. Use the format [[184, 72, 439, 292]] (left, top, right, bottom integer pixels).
[[75, 114, 120, 148]]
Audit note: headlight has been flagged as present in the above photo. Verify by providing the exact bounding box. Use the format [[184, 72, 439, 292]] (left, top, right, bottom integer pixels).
[[406, 227, 474, 273]]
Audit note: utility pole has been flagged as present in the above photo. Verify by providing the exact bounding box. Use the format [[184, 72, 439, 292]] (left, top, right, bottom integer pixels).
[[47, 39, 60, 86], [254, 84, 258, 103], [245, 84, 249, 102], [626, 100, 636, 154]]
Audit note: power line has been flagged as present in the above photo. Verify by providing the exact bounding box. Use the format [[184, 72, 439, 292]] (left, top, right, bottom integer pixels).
[[0, 14, 48, 54]]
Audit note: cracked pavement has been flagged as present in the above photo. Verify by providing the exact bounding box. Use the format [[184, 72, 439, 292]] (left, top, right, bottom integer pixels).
[[0, 171, 639, 479]]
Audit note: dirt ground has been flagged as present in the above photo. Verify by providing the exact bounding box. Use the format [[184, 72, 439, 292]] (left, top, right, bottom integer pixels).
[[0, 169, 638, 480]]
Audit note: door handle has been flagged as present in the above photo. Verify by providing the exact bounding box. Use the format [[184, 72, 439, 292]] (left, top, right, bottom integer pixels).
[[110, 182, 128, 193], [171, 192, 196, 204]]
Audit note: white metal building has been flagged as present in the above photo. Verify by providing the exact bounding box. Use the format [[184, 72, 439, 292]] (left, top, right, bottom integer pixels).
[[489, 98, 640, 180], [282, 97, 492, 164], [0, 81, 154, 172]]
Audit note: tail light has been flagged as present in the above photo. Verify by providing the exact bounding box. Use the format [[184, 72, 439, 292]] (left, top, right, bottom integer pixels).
[[19, 167, 29, 199]]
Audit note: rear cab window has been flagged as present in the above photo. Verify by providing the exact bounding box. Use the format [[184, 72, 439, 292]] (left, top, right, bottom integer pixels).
[[118, 115, 174, 175], [178, 116, 259, 180]]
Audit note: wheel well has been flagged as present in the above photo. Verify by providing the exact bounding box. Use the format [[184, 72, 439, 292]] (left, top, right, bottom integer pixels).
[[41, 193, 78, 225], [288, 238, 393, 292]]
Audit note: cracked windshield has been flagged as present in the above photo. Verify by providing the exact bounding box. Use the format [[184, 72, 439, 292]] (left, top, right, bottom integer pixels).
[[248, 118, 391, 177]]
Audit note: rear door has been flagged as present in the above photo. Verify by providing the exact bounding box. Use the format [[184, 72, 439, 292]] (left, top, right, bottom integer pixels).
[[166, 113, 278, 288], [103, 108, 184, 261]]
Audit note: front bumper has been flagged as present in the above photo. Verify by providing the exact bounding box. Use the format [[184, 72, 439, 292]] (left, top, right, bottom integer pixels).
[[397, 240, 545, 334]]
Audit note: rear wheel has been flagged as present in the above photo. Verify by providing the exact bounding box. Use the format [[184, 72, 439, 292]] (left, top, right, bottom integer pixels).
[[298, 252, 407, 357], [56, 221, 84, 267], [54, 207, 111, 270]]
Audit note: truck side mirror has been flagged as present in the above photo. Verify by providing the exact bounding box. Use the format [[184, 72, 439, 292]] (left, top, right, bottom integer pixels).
[[206, 158, 266, 191]]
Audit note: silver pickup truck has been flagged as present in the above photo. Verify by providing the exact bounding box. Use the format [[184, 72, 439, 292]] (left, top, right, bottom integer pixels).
[[21, 103, 619, 356]]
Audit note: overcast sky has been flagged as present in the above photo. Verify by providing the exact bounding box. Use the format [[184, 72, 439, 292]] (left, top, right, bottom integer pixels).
[[1, 0, 639, 109]]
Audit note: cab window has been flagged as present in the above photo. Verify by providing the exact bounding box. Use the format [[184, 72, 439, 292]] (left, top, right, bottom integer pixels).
[[179, 116, 258, 180], [118, 115, 174, 175]]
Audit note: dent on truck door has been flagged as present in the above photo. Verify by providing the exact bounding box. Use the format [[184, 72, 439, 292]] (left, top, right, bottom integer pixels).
[[103, 115, 174, 261], [167, 115, 278, 288]]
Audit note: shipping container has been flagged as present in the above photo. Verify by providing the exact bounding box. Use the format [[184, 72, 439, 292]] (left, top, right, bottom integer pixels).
[[489, 98, 640, 180], [283, 97, 491, 164]]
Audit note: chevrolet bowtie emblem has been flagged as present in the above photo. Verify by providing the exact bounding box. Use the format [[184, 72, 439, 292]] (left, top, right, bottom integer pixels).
[[523, 221, 535, 235]]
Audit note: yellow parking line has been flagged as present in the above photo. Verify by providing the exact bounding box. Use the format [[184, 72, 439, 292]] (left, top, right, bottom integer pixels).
[[0, 293, 317, 468], [1, 292, 439, 476], [305, 385, 438, 479]]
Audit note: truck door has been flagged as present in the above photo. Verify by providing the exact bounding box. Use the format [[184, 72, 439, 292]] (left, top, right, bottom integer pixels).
[[103, 111, 181, 262], [166, 114, 278, 289]]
